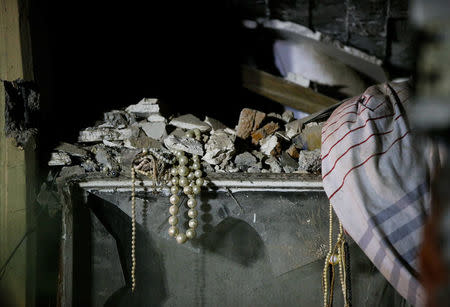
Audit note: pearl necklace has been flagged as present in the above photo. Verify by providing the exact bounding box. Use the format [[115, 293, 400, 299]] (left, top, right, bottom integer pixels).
[[130, 129, 205, 292]]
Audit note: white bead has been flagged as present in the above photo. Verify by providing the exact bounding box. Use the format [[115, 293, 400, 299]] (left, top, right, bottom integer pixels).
[[176, 233, 187, 244], [171, 177, 179, 186], [168, 226, 179, 237], [178, 165, 189, 177], [194, 170, 202, 178], [192, 155, 199, 162], [186, 229, 196, 239], [170, 186, 179, 194], [192, 185, 201, 195], [170, 168, 178, 176], [169, 216, 178, 225], [195, 178, 204, 186], [192, 162, 201, 170], [187, 172, 195, 180], [175, 151, 184, 158], [169, 194, 180, 205], [188, 209, 198, 218], [187, 198, 197, 208], [179, 177, 188, 187], [183, 185, 193, 195], [188, 219, 198, 229], [169, 205, 179, 215], [178, 156, 188, 166]]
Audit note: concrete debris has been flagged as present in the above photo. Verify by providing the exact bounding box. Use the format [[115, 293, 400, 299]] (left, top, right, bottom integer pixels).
[[103, 139, 123, 148], [202, 130, 235, 165], [204, 116, 228, 131], [267, 112, 283, 121], [48, 152, 71, 166], [164, 134, 204, 156], [285, 119, 304, 139], [224, 127, 236, 135], [291, 133, 306, 150], [235, 108, 266, 139], [260, 135, 281, 157], [298, 149, 321, 173], [54, 142, 87, 158], [286, 145, 300, 159], [81, 159, 99, 172], [103, 110, 133, 128], [59, 165, 85, 178], [251, 122, 280, 145], [282, 111, 295, 123], [124, 133, 163, 150], [169, 114, 211, 132], [92, 145, 120, 175], [275, 131, 290, 141], [147, 113, 166, 123], [265, 157, 282, 173], [125, 98, 160, 117], [251, 150, 265, 162], [280, 152, 298, 173], [169, 127, 187, 138], [78, 127, 139, 143], [247, 162, 263, 173], [234, 152, 257, 171], [300, 122, 324, 150], [139, 121, 167, 140]]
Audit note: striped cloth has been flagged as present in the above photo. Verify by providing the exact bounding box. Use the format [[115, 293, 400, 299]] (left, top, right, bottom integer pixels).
[[321, 82, 440, 306]]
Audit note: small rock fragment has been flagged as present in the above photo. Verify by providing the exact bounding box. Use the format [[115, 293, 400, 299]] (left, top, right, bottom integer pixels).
[[124, 133, 163, 150], [204, 116, 228, 131], [201, 161, 215, 173], [282, 110, 295, 123], [54, 142, 88, 158], [265, 157, 282, 173], [285, 119, 303, 138], [286, 145, 300, 159], [251, 150, 265, 162], [169, 114, 211, 132], [235, 108, 266, 139], [267, 112, 283, 121], [103, 139, 123, 148], [202, 130, 235, 165], [80, 159, 98, 172], [291, 134, 306, 150], [298, 149, 321, 173], [139, 122, 167, 140], [147, 113, 166, 123], [48, 152, 71, 166], [59, 165, 85, 178], [125, 98, 160, 117], [104, 110, 133, 127], [280, 152, 298, 173], [169, 128, 187, 138], [93, 145, 120, 174], [164, 135, 204, 156], [78, 127, 139, 143], [260, 135, 281, 156], [234, 152, 257, 171], [300, 122, 323, 150], [224, 128, 236, 135], [247, 162, 263, 173], [251, 122, 280, 145]]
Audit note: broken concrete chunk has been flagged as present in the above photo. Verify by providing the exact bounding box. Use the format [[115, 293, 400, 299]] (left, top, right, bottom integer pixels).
[[169, 114, 211, 132], [124, 133, 163, 150], [286, 145, 300, 159], [48, 152, 71, 166], [298, 149, 321, 173], [201, 161, 215, 173], [92, 145, 120, 175], [147, 113, 166, 123], [267, 112, 283, 121], [125, 98, 160, 117], [300, 122, 323, 150], [251, 122, 280, 145], [280, 152, 298, 173], [104, 110, 132, 127], [139, 122, 167, 140], [265, 157, 282, 173], [234, 152, 257, 171], [204, 116, 228, 131], [260, 135, 281, 156], [164, 134, 204, 156], [169, 128, 187, 138], [247, 162, 263, 173], [81, 159, 99, 172], [251, 150, 265, 162], [59, 165, 85, 178], [202, 130, 235, 165], [54, 142, 87, 158], [291, 133, 306, 150], [103, 139, 123, 148], [224, 128, 236, 135], [78, 127, 139, 143], [285, 119, 303, 139], [282, 111, 295, 123], [235, 108, 266, 139]]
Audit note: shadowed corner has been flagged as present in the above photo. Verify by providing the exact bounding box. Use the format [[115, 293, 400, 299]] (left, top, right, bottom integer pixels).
[[200, 217, 266, 267]]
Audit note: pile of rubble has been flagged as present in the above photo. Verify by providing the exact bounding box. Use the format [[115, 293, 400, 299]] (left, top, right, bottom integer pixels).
[[48, 98, 322, 177]]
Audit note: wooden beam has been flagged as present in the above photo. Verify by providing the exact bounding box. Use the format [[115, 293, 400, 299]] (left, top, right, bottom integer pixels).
[[241, 65, 338, 114], [0, 0, 36, 306]]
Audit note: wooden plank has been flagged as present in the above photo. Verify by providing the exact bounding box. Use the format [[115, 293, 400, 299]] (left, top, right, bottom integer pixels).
[[0, 0, 36, 306], [241, 65, 338, 114]]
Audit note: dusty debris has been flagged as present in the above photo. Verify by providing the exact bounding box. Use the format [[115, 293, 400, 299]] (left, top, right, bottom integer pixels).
[[286, 145, 300, 159], [54, 142, 88, 158], [103, 110, 133, 128], [204, 116, 228, 131], [164, 134, 204, 156], [247, 162, 263, 173], [235, 108, 266, 139], [48, 152, 71, 166], [251, 122, 280, 145], [78, 127, 139, 143], [169, 114, 211, 132], [59, 165, 85, 178], [298, 149, 321, 173], [124, 132, 163, 150], [139, 121, 167, 140], [280, 152, 298, 173], [147, 113, 166, 123], [282, 111, 295, 123], [285, 119, 304, 138], [265, 157, 282, 173], [92, 145, 120, 175], [80, 159, 99, 172], [260, 135, 281, 156], [125, 98, 160, 117], [234, 152, 257, 171], [202, 130, 235, 165]]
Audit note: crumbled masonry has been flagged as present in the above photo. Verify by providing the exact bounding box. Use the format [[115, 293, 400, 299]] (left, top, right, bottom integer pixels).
[[48, 98, 322, 176]]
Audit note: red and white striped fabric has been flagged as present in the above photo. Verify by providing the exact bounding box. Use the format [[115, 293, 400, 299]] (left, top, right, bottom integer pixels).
[[321, 82, 440, 306]]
